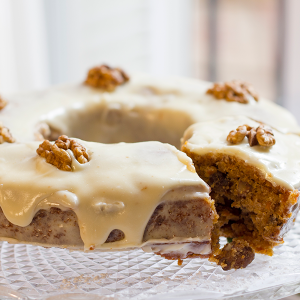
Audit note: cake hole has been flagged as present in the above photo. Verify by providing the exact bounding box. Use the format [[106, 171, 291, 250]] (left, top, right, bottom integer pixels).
[[37, 102, 194, 149]]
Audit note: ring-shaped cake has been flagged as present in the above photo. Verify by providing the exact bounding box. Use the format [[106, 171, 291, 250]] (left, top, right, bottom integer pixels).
[[0, 65, 299, 270]]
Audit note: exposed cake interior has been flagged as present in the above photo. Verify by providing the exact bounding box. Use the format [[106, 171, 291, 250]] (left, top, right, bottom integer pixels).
[[183, 150, 299, 256], [0, 139, 218, 261], [0, 198, 217, 260]]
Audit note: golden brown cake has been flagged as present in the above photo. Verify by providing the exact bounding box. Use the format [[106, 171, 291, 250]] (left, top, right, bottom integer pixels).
[[182, 116, 300, 269]]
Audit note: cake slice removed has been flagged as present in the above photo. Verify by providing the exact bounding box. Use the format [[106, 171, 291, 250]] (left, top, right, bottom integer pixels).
[[182, 116, 300, 269]]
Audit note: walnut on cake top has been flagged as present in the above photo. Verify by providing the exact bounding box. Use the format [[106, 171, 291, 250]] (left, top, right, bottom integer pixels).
[[37, 135, 89, 171], [207, 80, 259, 104], [84, 64, 129, 91]]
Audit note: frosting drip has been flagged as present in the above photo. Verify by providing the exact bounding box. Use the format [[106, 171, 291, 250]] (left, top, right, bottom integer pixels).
[[0, 140, 210, 250]]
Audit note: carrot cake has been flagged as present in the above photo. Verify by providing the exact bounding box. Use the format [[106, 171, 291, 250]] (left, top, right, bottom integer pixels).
[[182, 116, 300, 269], [0, 135, 217, 260], [1, 66, 299, 149], [0, 66, 299, 270]]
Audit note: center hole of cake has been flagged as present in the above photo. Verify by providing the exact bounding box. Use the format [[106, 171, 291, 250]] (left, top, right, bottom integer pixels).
[[38, 104, 194, 149]]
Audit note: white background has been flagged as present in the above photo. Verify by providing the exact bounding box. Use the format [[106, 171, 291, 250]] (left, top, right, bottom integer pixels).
[[0, 0, 299, 121], [0, 0, 193, 92]]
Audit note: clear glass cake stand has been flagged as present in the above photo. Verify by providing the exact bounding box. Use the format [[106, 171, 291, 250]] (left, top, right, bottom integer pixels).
[[1, 218, 300, 300]]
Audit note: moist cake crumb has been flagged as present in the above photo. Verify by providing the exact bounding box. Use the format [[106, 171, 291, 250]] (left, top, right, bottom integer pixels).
[[213, 240, 255, 270], [182, 150, 299, 258]]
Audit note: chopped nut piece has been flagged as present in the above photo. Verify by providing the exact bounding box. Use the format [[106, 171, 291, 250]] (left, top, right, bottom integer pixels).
[[0, 123, 15, 144], [70, 139, 89, 164], [37, 135, 89, 171], [226, 125, 250, 144], [37, 140, 72, 171], [256, 125, 276, 147], [247, 127, 259, 147], [227, 124, 275, 147], [55, 135, 71, 150], [207, 80, 259, 104], [84, 64, 129, 91], [0, 95, 7, 110], [215, 240, 255, 271]]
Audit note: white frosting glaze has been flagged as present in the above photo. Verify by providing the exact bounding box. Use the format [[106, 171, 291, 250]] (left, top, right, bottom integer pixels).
[[0, 73, 299, 252], [0, 140, 210, 250], [182, 116, 300, 190], [2, 73, 299, 148]]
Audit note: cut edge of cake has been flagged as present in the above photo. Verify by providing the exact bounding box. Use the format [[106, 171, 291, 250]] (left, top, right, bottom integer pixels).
[[182, 115, 300, 270]]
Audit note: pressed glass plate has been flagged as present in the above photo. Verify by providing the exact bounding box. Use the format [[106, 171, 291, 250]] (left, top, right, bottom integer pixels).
[[1, 218, 300, 300]]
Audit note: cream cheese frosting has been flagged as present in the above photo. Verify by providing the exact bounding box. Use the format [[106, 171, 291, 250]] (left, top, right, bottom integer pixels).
[[182, 116, 300, 190], [0, 140, 210, 251], [0, 72, 299, 260], [2, 74, 299, 149]]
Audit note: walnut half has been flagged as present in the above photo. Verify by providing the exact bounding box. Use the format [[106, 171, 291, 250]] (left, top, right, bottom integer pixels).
[[37, 135, 89, 171], [207, 80, 259, 104], [0, 95, 7, 111], [227, 124, 275, 147], [227, 125, 251, 144], [84, 64, 129, 91], [256, 125, 276, 147], [0, 124, 15, 144]]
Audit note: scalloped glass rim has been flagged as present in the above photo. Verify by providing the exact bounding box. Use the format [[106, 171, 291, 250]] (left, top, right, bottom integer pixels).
[[0, 218, 300, 300]]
